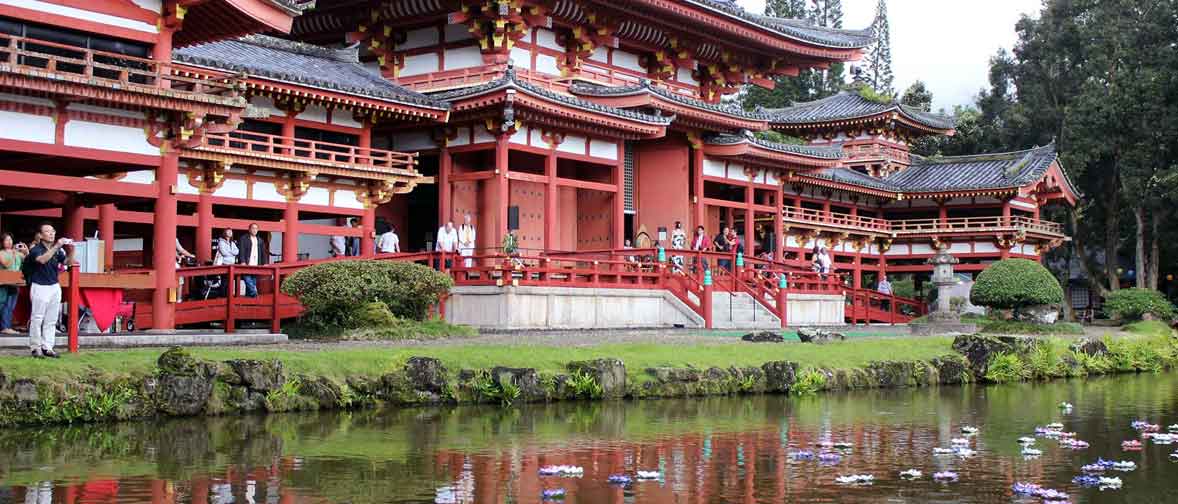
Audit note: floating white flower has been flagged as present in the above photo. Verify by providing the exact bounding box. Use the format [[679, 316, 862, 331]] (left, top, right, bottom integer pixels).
[[1021, 447, 1043, 457], [1059, 402, 1074, 409], [539, 465, 584, 477], [899, 469, 922, 479], [953, 447, 977, 458], [1168, 424, 1178, 433], [1111, 461, 1137, 471], [932, 471, 959, 481], [932, 447, 955, 455], [950, 437, 971, 446], [960, 426, 979, 435], [1018, 437, 1036, 445], [1097, 477, 1123, 490], [635, 470, 660, 480], [1046, 422, 1064, 430], [835, 474, 874, 485]]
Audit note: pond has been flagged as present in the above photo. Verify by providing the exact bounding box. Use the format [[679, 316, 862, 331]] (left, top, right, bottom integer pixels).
[[1, 373, 1176, 503]]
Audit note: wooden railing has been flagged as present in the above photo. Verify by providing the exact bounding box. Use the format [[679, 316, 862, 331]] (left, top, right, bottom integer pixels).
[[198, 130, 416, 172], [783, 208, 1065, 236], [0, 35, 240, 98], [845, 288, 926, 325], [398, 66, 561, 91]]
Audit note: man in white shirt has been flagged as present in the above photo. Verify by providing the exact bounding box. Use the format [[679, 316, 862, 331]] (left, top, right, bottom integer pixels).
[[330, 233, 345, 257], [435, 221, 458, 269], [458, 214, 476, 268], [378, 225, 400, 254]]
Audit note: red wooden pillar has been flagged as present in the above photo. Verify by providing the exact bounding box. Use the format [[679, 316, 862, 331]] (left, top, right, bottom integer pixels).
[[1001, 198, 1012, 226], [439, 146, 452, 227], [63, 198, 84, 241], [196, 191, 213, 264], [744, 184, 754, 254], [773, 184, 784, 261], [544, 150, 557, 251], [153, 152, 179, 330], [99, 203, 115, 270], [1031, 198, 1040, 221], [821, 200, 831, 220], [283, 198, 298, 263], [281, 110, 296, 154], [494, 134, 509, 249], [360, 205, 375, 258], [613, 143, 625, 249], [358, 119, 372, 156], [938, 201, 948, 224], [692, 145, 704, 231], [152, 22, 173, 88], [853, 249, 862, 289]]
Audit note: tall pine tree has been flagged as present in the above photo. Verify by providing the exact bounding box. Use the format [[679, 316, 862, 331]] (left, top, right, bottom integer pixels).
[[863, 0, 894, 96], [808, 0, 846, 96]]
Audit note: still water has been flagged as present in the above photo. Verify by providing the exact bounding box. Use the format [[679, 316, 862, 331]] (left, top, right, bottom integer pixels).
[[2, 373, 1176, 503]]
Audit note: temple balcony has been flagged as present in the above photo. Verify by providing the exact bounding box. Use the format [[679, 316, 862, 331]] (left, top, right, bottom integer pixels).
[[0, 35, 245, 115], [186, 130, 420, 180], [783, 208, 1065, 238]]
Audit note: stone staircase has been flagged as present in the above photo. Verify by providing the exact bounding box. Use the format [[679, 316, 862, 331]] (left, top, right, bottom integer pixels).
[[711, 292, 781, 329]]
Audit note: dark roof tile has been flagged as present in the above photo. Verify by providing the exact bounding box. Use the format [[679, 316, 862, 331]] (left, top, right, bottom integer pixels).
[[686, 0, 874, 49], [764, 91, 954, 131], [569, 80, 769, 121], [173, 35, 446, 110], [894, 143, 1063, 193], [706, 132, 843, 159]]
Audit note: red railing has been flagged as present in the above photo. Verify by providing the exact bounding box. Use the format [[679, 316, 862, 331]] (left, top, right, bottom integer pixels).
[[845, 288, 926, 325], [196, 130, 417, 172], [0, 34, 240, 98], [783, 208, 1065, 236]]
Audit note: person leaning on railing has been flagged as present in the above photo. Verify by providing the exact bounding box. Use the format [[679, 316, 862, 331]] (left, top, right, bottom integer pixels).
[[877, 274, 893, 312]]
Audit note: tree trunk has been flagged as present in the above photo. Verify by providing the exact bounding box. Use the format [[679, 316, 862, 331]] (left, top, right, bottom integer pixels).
[[1104, 194, 1120, 292], [1133, 206, 1147, 289], [1148, 210, 1160, 290], [1069, 208, 1108, 298]]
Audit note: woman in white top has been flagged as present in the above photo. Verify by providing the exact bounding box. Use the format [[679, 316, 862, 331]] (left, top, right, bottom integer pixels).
[[215, 228, 239, 265]]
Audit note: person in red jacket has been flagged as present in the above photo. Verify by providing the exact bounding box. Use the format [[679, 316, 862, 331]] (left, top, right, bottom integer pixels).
[[691, 225, 711, 272]]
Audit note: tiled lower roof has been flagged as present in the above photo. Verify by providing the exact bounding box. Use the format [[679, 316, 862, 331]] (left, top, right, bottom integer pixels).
[[686, 0, 874, 49], [764, 91, 954, 131], [173, 35, 446, 110], [896, 143, 1062, 193], [706, 133, 844, 159], [430, 66, 673, 125], [569, 80, 768, 121]]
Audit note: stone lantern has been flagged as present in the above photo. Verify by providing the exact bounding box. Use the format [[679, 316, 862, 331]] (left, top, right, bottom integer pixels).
[[910, 245, 977, 335]]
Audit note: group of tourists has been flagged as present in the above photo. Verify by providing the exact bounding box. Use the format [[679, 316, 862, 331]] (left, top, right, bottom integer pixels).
[[0, 223, 70, 358], [434, 214, 477, 269]]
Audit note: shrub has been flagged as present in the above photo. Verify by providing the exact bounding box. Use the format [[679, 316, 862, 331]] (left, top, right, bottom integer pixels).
[[984, 352, 1028, 383], [1102, 288, 1176, 321], [791, 369, 827, 395], [970, 259, 1064, 313], [281, 260, 453, 326]]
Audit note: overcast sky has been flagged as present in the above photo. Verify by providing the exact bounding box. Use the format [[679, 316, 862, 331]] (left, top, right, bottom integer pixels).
[[735, 0, 1043, 111]]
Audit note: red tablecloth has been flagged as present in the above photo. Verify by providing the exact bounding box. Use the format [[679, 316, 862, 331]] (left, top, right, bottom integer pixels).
[[80, 288, 123, 332]]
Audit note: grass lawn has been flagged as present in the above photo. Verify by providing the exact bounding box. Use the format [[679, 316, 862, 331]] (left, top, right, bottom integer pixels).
[[0, 336, 957, 382]]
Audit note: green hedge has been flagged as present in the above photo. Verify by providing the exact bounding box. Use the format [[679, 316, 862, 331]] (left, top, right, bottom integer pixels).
[[1103, 288, 1176, 321], [281, 260, 452, 326], [970, 259, 1063, 311]]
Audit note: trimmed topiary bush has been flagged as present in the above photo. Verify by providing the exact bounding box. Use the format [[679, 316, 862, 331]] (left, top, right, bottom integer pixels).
[[970, 259, 1063, 314], [1103, 288, 1176, 321], [281, 260, 453, 327]]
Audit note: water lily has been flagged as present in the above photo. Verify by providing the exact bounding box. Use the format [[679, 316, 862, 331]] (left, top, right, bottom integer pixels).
[[1081, 463, 1105, 473], [1047, 422, 1064, 430], [899, 469, 922, 479], [1021, 447, 1043, 457], [1169, 452, 1178, 460], [1059, 402, 1074, 410], [932, 471, 958, 481], [950, 437, 970, 446], [1121, 440, 1143, 451], [541, 489, 566, 500], [791, 450, 815, 460], [1011, 482, 1042, 495], [932, 447, 955, 455], [635, 470, 660, 480], [1058, 431, 1077, 438], [1168, 424, 1178, 433], [1042, 500, 1072, 504], [1018, 436, 1036, 445], [953, 447, 977, 458], [1150, 433, 1176, 444], [818, 452, 842, 464], [834, 474, 874, 485], [1061, 439, 1090, 449], [1111, 461, 1137, 471], [607, 475, 632, 485], [1097, 477, 1123, 490], [539, 465, 584, 477], [1130, 420, 1150, 430], [1072, 475, 1100, 487], [1036, 488, 1069, 500], [960, 426, 979, 435]]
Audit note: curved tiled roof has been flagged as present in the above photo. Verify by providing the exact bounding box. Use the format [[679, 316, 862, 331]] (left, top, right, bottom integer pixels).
[[173, 35, 446, 110], [896, 143, 1065, 193], [569, 80, 769, 120], [686, 0, 874, 49], [430, 67, 674, 126], [805, 167, 900, 192], [706, 133, 843, 159], [764, 91, 954, 131]]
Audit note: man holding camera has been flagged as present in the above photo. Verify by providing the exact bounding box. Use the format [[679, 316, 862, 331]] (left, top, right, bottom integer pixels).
[[26, 222, 73, 358]]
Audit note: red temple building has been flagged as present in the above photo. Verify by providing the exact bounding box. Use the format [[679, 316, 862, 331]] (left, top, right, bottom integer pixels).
[[0, 0, 1079, 334]]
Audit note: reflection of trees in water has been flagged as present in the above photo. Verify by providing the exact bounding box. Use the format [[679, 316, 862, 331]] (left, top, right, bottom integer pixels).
[[2, 374, 1178, 502]]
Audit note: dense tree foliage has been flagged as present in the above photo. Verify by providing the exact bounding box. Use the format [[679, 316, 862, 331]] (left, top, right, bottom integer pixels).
[[742, 0, 847, 109]]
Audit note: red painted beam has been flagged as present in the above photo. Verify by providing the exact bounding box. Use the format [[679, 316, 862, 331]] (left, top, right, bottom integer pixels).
[[0, 168, 157, 199]]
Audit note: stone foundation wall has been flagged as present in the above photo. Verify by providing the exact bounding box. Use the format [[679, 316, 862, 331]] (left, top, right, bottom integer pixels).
[[0, 334, 1156, 428], [444, 285, 704, 329]]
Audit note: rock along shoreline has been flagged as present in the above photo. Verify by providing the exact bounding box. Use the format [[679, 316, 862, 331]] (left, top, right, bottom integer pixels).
[[0, 335, 1156, 427]]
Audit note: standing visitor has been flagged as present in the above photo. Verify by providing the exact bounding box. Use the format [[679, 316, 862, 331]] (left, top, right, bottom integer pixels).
[[25, 223, 71, 358], [434, 221, 458, 269], [714, 226, 731, 271], [691, 225, 711, 272], [458, 214, 476, 267], [236, 223, 268, 298], [812, 245, 832, 277], [0, 233, 28, 334], [670, 221, 687, 271], [330, 227, 346, 257], [378, 224, 400, 254], [215, 228, 238, 265], [877, 273, 893, 311], [345, 218, 360, 256]]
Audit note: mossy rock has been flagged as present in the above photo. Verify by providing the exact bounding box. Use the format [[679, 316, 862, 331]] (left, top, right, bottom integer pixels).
[[952, 334, 1044, 379], [297, 376, 342, 409], [930, 354, 972, 384], [761, 361, 798, 393]]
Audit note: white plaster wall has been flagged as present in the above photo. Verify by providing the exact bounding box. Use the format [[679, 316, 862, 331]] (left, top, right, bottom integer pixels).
[[330, 111, 361, 128], [175, 172, 199, 194], [1010, 199, 1037, 210], [401, 53, 439, 77], [333, 189, 363, 209], [557, 134, 586, 154], [252, 181, 284, 203], [443, 23, 472, 42], [300, 187, 330, 206], [910, 243, 935, 255], [949, 242, 971, 254], [611, 49, 643, 72], [509, 127, 528, 145], [786, 294, 846, 326], [535, 54, 560, 76], [0, 110, 54, 143], [213, 179, 247, 199], [702, 158, 725, 177], [393, 131, 436, 151], [676, 66, 698, 86], [535, 28, 562, 51], [297, 104, 328, 123], [589, 139, 617, 160], [121, 170, 154, 184], [510, 47, 532, 70], [529, 128, 545, 147], [472, 127, 494, 145], [973, 242, 999, 253], [398, 27, 439, 50], [298, 218, 336, 260], [248, 96, 280, 119], [0, 0, 157, 33], [443, 46, 483, 70], [589, 46, 608, 63], [65, 121, 157, 155]]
